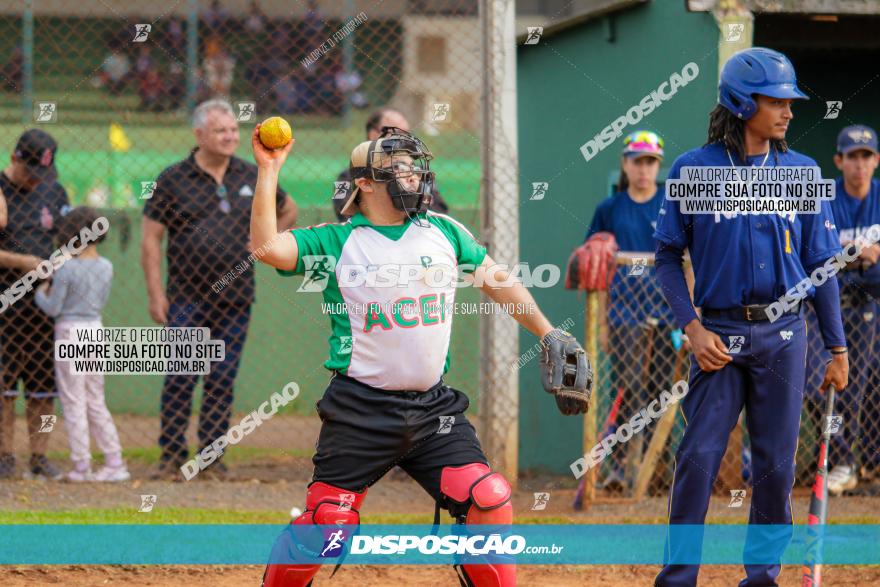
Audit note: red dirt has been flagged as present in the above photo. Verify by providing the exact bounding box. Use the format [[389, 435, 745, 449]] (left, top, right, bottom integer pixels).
[[2, 564, 878, 586]]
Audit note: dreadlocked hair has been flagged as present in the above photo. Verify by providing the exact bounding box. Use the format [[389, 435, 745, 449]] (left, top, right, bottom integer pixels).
[[705, 104, 788, 164]]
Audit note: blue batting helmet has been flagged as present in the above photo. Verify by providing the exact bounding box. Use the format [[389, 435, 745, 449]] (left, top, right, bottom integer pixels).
[[718, 47, 808, 120]]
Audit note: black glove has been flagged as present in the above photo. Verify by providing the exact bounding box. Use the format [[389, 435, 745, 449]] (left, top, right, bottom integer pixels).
[[539, 329, 593, 415]]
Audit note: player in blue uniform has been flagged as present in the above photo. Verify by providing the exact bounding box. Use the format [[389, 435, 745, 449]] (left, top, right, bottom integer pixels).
[[587, 130, 667, 251], [807, 125, 880, 494], [586, 130, 679, 491], [652, 48, 848, 586]]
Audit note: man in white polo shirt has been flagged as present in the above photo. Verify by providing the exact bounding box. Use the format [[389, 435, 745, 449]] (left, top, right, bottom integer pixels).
[[251, 126, 592, 587]]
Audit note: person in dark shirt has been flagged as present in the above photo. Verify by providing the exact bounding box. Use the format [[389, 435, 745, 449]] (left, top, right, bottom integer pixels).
[[0, 129, 71, 480], [141, 99, 297, 480], [332, 107, 449, 221]]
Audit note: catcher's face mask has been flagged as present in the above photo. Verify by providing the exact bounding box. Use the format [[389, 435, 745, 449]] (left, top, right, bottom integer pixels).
[[347, 127, 435, 225]]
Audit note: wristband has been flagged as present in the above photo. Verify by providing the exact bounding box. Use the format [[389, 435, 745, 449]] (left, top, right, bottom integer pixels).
[[829, 348, 848, 355]]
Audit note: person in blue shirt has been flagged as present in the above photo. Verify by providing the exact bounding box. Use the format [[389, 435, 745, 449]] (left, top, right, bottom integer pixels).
[[652, 48, 848, 587], [587, 130, 666, 251], [806, 125, 880, 495], [586, 130, 679, 492]]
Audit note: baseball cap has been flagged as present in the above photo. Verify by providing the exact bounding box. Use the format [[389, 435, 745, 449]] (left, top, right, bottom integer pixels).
[[622, 130, 664, 159], [14, 129, 58, 183], [836, 125, 878, 155]]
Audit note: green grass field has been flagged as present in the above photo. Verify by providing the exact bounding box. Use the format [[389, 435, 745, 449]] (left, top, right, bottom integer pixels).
[[0, 115, 482, 209], [0, 14, 487, 420], [0, 104, 485, 418]]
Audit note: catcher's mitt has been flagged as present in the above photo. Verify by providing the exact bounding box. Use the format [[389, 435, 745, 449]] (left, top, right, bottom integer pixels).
[[565, 231, 618, 291], [540, 329, 593, 415]]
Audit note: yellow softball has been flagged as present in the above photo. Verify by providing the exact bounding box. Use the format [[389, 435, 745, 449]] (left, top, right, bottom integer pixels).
[[259, 116, 293, 150]]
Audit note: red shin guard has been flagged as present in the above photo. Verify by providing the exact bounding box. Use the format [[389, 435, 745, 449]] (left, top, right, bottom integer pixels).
[[441, 463, 516, 586], [261, 482, 366, 587]]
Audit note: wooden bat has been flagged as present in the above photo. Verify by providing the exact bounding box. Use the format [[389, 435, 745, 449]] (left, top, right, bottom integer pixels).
[[802, 384, 837, 587], [632, 344, 687, 500]]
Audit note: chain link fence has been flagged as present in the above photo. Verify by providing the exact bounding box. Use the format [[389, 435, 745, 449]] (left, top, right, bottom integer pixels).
[[0, 0, 518, 482], [582, 254, 880, 500], [803, 282, 880, 486], [583, 256, 689, 500]]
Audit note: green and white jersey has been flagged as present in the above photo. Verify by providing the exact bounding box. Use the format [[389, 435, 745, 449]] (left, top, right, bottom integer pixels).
[[278, 211, 486, 391]]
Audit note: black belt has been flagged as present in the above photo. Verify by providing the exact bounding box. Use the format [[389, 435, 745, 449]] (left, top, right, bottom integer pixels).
[[702, 302, 801, 322]]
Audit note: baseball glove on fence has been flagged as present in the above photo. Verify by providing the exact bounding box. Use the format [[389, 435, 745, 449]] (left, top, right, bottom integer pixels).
[[539, 329, 593, 415], [565, 231, 618, 291]]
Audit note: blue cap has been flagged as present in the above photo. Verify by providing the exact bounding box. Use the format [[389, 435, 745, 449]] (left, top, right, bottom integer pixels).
[[837, 125, 878, 155]]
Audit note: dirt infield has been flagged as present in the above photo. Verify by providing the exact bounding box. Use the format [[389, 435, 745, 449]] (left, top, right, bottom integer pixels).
[[3, 476, 879, 586], [4, 414, 879, 586], [3, 564, 879, 586], [3, 474, 880, 522], [3, 475, 879, 586]]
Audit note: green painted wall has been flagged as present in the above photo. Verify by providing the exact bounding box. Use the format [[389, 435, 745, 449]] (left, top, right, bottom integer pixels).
[[517, 0, 718, 473]]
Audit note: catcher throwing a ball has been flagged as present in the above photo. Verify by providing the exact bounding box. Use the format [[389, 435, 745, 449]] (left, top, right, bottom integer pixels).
[[250, 125, 592, 586]]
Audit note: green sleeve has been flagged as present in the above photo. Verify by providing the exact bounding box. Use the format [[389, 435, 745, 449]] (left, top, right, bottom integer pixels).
[[276, 223, 346, 277], [429, 213, 487, 274]]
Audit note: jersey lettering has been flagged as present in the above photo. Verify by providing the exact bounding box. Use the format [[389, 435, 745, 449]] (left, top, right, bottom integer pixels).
[[363, 294, 449, 333], [363, 302, 393, 332]]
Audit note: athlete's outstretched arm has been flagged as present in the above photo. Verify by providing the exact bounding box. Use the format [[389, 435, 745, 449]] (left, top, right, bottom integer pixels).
[[476, 254, 590, 415], [250, 125, 298, 271], [474, 254, 554, 338]]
